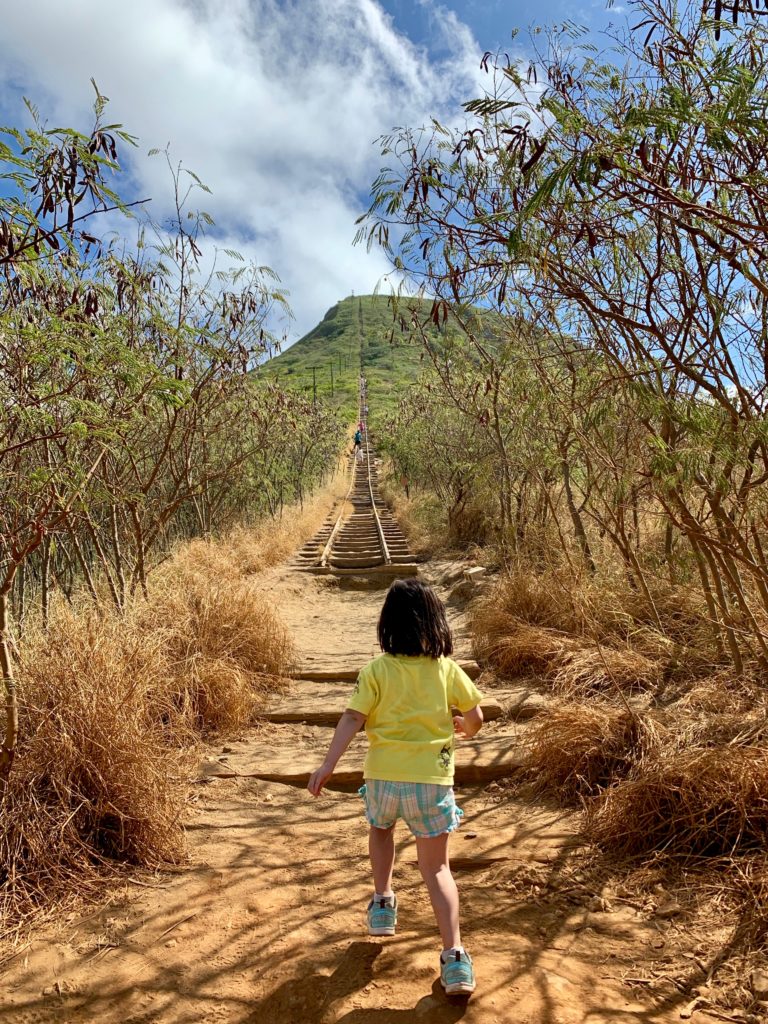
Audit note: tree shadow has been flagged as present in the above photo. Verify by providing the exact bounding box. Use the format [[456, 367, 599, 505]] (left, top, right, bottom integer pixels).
[[249, 941, 469, 1024], [336, 980, 470, 1023]]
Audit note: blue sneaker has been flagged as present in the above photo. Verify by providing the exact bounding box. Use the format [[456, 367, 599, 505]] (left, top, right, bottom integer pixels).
[[367, 895, 397, 935], [440, 949, 476, 995]]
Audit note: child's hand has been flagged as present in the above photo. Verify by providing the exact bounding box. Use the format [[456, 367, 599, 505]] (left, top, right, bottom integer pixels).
[[454, 705, 484, 738], [308, 762, 333, 796]]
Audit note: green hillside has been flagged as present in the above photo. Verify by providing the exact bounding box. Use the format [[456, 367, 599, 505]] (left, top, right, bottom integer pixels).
[[259, 294, 422, 423], [259, 293, 499, 426]]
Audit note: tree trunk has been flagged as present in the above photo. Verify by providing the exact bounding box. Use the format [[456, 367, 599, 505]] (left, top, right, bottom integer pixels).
[[84, 519, 121, 611], [129, 503, 149, 600], [71, 532, 101, 605], [110, 505, 127, 609], [561, 453, 597, 574], [40, 535, 52, 629], [0, 582, 19, 787], [664, 522, 676, 583]]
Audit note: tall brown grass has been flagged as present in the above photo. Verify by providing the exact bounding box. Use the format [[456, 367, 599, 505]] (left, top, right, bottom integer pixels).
[[0, 489, 335, 933], [137, 573, 293, 734], [473, 615, 568, 677], [552, 645, 663, 696], [1, 610, 189, 924], [409, 504, 768, 981], [476, 564, 716, 646], [526, 703, 663, 802], [586, 745, 768, 858], [471, 564, 720, 694], [379, 488, 446, 559]]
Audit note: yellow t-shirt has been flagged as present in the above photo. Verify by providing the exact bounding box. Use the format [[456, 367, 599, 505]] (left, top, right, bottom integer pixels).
[[346, 653, 483, 785]]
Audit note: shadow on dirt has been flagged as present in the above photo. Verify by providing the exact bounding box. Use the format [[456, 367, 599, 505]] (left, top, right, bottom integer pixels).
[[249, 940, 468, 1023]]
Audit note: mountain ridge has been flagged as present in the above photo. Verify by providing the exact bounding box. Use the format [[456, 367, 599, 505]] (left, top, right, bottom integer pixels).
[[259, 293, 500, 424]]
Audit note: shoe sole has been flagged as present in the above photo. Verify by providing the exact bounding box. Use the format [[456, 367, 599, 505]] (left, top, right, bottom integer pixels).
[[442, 981, 476, 995], [368, 925, 396, 935]]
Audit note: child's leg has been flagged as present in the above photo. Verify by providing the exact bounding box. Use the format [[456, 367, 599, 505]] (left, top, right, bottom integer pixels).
[[369, 824, 396, 895], [415, 832, 461, 950]]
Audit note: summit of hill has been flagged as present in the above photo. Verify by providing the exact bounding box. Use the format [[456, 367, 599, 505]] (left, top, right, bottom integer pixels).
[[258, 293, 498, 423]]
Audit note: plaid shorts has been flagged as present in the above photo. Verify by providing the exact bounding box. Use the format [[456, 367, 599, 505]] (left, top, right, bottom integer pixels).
[[359, 780, 464, 838]]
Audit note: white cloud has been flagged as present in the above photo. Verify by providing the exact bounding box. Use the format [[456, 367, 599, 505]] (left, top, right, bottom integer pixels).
[[0, 0, 487, 342]]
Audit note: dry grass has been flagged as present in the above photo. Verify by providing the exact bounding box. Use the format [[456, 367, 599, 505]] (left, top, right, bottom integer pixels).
[[674, 673, 758, 716], [552, 645, 664, 697], [526, 703, 663, 802], [473, 565, 719, 681], [0, 610, 189, 925], [471, 569, 590, 679], [0, 490, 331, 934], [473, 604, 664, 696], [160, 468, 349, 584], [664, 675, 768, 748], [471, 572, 570, 674], [586, 744, 768, 858], [474, 568, 585, 635], [472, 547, 768, 988], [138, 577, 293, 734], [380, 488, 447, 559], [621, 578, 719, 655], [474, 617, 568, 676]]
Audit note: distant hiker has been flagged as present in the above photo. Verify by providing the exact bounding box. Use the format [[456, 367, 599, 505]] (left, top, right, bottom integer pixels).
[[353, 427, 363, 450], [308, 578, 483, 996]]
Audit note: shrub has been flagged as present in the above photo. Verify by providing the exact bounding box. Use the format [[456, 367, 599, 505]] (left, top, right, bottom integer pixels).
[[553, 645, 664, 697], [1, 520, 300, 931], [473, 617, 567, 676], [526, 703, 662, 802], [0, 610, 188, 921], [586, 745, 768, 858]]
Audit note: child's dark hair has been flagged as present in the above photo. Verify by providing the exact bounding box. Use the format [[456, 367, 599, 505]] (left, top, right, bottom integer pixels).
[[378, 578, 453, 658]]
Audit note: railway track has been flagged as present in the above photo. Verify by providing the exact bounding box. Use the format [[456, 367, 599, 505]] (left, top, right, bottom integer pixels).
[[294, 391, 418, 577]]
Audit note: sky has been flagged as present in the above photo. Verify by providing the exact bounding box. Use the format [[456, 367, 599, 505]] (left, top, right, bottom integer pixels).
[[0, 0, 628, 345]]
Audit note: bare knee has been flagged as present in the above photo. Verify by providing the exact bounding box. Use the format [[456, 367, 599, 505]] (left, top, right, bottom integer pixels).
[[415, 833, 452, 880]]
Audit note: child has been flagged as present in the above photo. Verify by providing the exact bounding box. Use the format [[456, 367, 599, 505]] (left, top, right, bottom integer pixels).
[[307, 578, 483, 996]]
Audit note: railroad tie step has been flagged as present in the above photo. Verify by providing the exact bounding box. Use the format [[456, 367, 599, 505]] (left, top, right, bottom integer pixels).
[[199, 734, 525, 788]]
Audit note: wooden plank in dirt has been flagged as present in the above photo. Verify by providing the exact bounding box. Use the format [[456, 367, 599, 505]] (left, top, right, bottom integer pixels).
[[260, 683, 547, 726], [262, 688, 502, 726], [197, 733, 525, 788], [293, 659, 482, 683], [490, 686, 550, 720], [305, 563, 420, 576], [449, 857, 510, 871]]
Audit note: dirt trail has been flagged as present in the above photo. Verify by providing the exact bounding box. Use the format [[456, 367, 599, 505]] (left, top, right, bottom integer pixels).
[[1, 557, 721, 1024]]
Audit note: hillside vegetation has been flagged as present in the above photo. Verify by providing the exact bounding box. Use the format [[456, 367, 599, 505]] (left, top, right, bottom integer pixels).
[[261, 293, 500, 426]]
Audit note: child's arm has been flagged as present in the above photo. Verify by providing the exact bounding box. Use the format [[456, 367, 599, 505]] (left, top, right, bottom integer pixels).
[[307, 709, 367, 796], [453, 704, 483, 738]]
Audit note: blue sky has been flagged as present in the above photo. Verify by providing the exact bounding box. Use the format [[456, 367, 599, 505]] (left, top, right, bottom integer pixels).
[[381, 0, 626, 52], [0, 0, 627, 344]]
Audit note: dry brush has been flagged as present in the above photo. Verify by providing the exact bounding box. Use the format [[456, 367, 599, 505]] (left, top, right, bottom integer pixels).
[[0, 524, 298, 935]]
